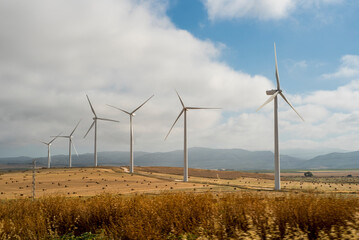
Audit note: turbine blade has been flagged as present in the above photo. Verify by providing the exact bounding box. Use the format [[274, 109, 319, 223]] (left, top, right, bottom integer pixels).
[[256, 91, 279, 112], [97, 117, 120, 123], [39, 140, 48, 145], [274, 42, 281, 90], [70, 120, 81, 136], [86, 94, 97, 117], [132, 94, 154, 114], [175, 90, 185, 108], [165, 109, 184, 140], [84, 121, 95, 138], [186, 107, 221, 110], [49, 132, 62, 144], [72, 140, 79, 157], [279, 93, 304, 121], [106, 104, 131, 115]]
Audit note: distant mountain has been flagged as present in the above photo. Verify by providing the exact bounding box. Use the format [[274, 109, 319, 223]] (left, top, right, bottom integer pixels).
[[0, 148, 358, 170], [0, 156, 32, 165], [281, 148, 348, 160], [297, 151, 359, 169], [0, 148, 304, 170], [135, 147, 305, 170]]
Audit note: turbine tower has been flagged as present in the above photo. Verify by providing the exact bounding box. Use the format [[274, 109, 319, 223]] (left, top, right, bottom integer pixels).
[[257, 43, 304, 190], [84, 95, 120, 167], [56, 120, 81, 168], [39, 133, 61, 168], [107, 94, 154, 173], [165, 91, 220, 182]]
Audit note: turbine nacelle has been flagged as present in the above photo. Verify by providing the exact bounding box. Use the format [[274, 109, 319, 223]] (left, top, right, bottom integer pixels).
[[256, 42, 304, 190], [107, 94, 154, 118], [266, 89, 280, 95], [38, 132, 62, 169], [165, 90, 221, 182], [85, 94, 120, 167], [106, 94, 154, 174], [165, 90, 220, 140]]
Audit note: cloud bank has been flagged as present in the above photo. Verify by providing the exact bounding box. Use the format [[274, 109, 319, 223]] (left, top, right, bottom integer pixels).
[[322, 55, 359, 79], [0, 0, 358, 160], [203, 0, 344, 21], [0, 0, 272, 157]]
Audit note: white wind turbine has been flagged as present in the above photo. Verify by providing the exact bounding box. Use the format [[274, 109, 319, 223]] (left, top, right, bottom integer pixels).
[[56, 120, 81, 168], [107, 94, 154, 173], [165, 91, 220, 182], [39, 133, 61, 168], [84, 94, 120, 167], [257, 43, 304, 190]]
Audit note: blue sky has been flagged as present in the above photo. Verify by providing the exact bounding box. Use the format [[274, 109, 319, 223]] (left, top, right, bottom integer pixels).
[[167, 0, 359, 93], [1, 0, 359, 160]]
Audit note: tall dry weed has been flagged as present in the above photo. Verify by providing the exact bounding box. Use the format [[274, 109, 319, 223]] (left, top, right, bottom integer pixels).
[[0, 192, 358, 239]]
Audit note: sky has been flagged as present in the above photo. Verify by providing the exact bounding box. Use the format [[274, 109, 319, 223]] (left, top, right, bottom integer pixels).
[[0, 0, 359, 159]]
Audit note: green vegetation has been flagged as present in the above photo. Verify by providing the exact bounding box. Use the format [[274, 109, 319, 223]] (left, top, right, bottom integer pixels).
[[0, 192, 358, 239]]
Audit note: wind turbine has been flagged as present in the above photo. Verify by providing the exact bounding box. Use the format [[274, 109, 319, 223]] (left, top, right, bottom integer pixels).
[[107, 94, 154, 173], [56, 120, 81, 168], [165, 91, 220, 182], [39, 133, 61, 168], [84, 94, 120, 167], [256, 42, 304, 190]]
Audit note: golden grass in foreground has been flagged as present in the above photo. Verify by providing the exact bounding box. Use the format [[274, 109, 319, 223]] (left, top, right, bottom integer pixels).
[[0, 192, 358, 239]]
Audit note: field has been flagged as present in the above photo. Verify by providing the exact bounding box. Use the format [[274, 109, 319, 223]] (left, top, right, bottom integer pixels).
[[0, 167, 218, 199], [2, 167, 359, 199], [1, 167, 359, 239]]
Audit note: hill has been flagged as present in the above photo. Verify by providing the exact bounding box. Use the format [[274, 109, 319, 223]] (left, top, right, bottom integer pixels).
[[0, 148, 304, 170], [135, 147, 305, 170], [0, 147, 358, 170], [297, 151, 359, 169]]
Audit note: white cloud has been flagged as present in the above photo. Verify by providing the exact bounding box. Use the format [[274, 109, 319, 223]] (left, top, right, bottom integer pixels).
[[203, 0, 295, 20], [203, 0, 343, 21], [274, 80, 359, 152], [322, 55, 359, 79], [293, 60, 308, 69], [1, 0, 358, 161], [304, 80, 359, 111], [0, 0, 272, 157]]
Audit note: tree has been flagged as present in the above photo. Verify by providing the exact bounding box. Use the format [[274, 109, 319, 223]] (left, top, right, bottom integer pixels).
[[304, 171, 313, 177]]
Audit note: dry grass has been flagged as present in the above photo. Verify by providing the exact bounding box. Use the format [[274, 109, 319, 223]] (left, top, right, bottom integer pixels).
[[0, 192, 358, 239], [0, 167, 216, 199], [1, 167, 359, 239], [2, 167, 359, 200], [136, 166, 273, 180], [136, 167, 359, 193]]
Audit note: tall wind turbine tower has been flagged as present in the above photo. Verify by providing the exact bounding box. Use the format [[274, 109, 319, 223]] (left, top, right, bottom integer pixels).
[[39, 133, 61, 168], [107, 94, 154, 173], [257, 43, 304, 190], [165, 91, 220, 182], [56, 120, 81, 168], [84, 95, 120, 167]]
